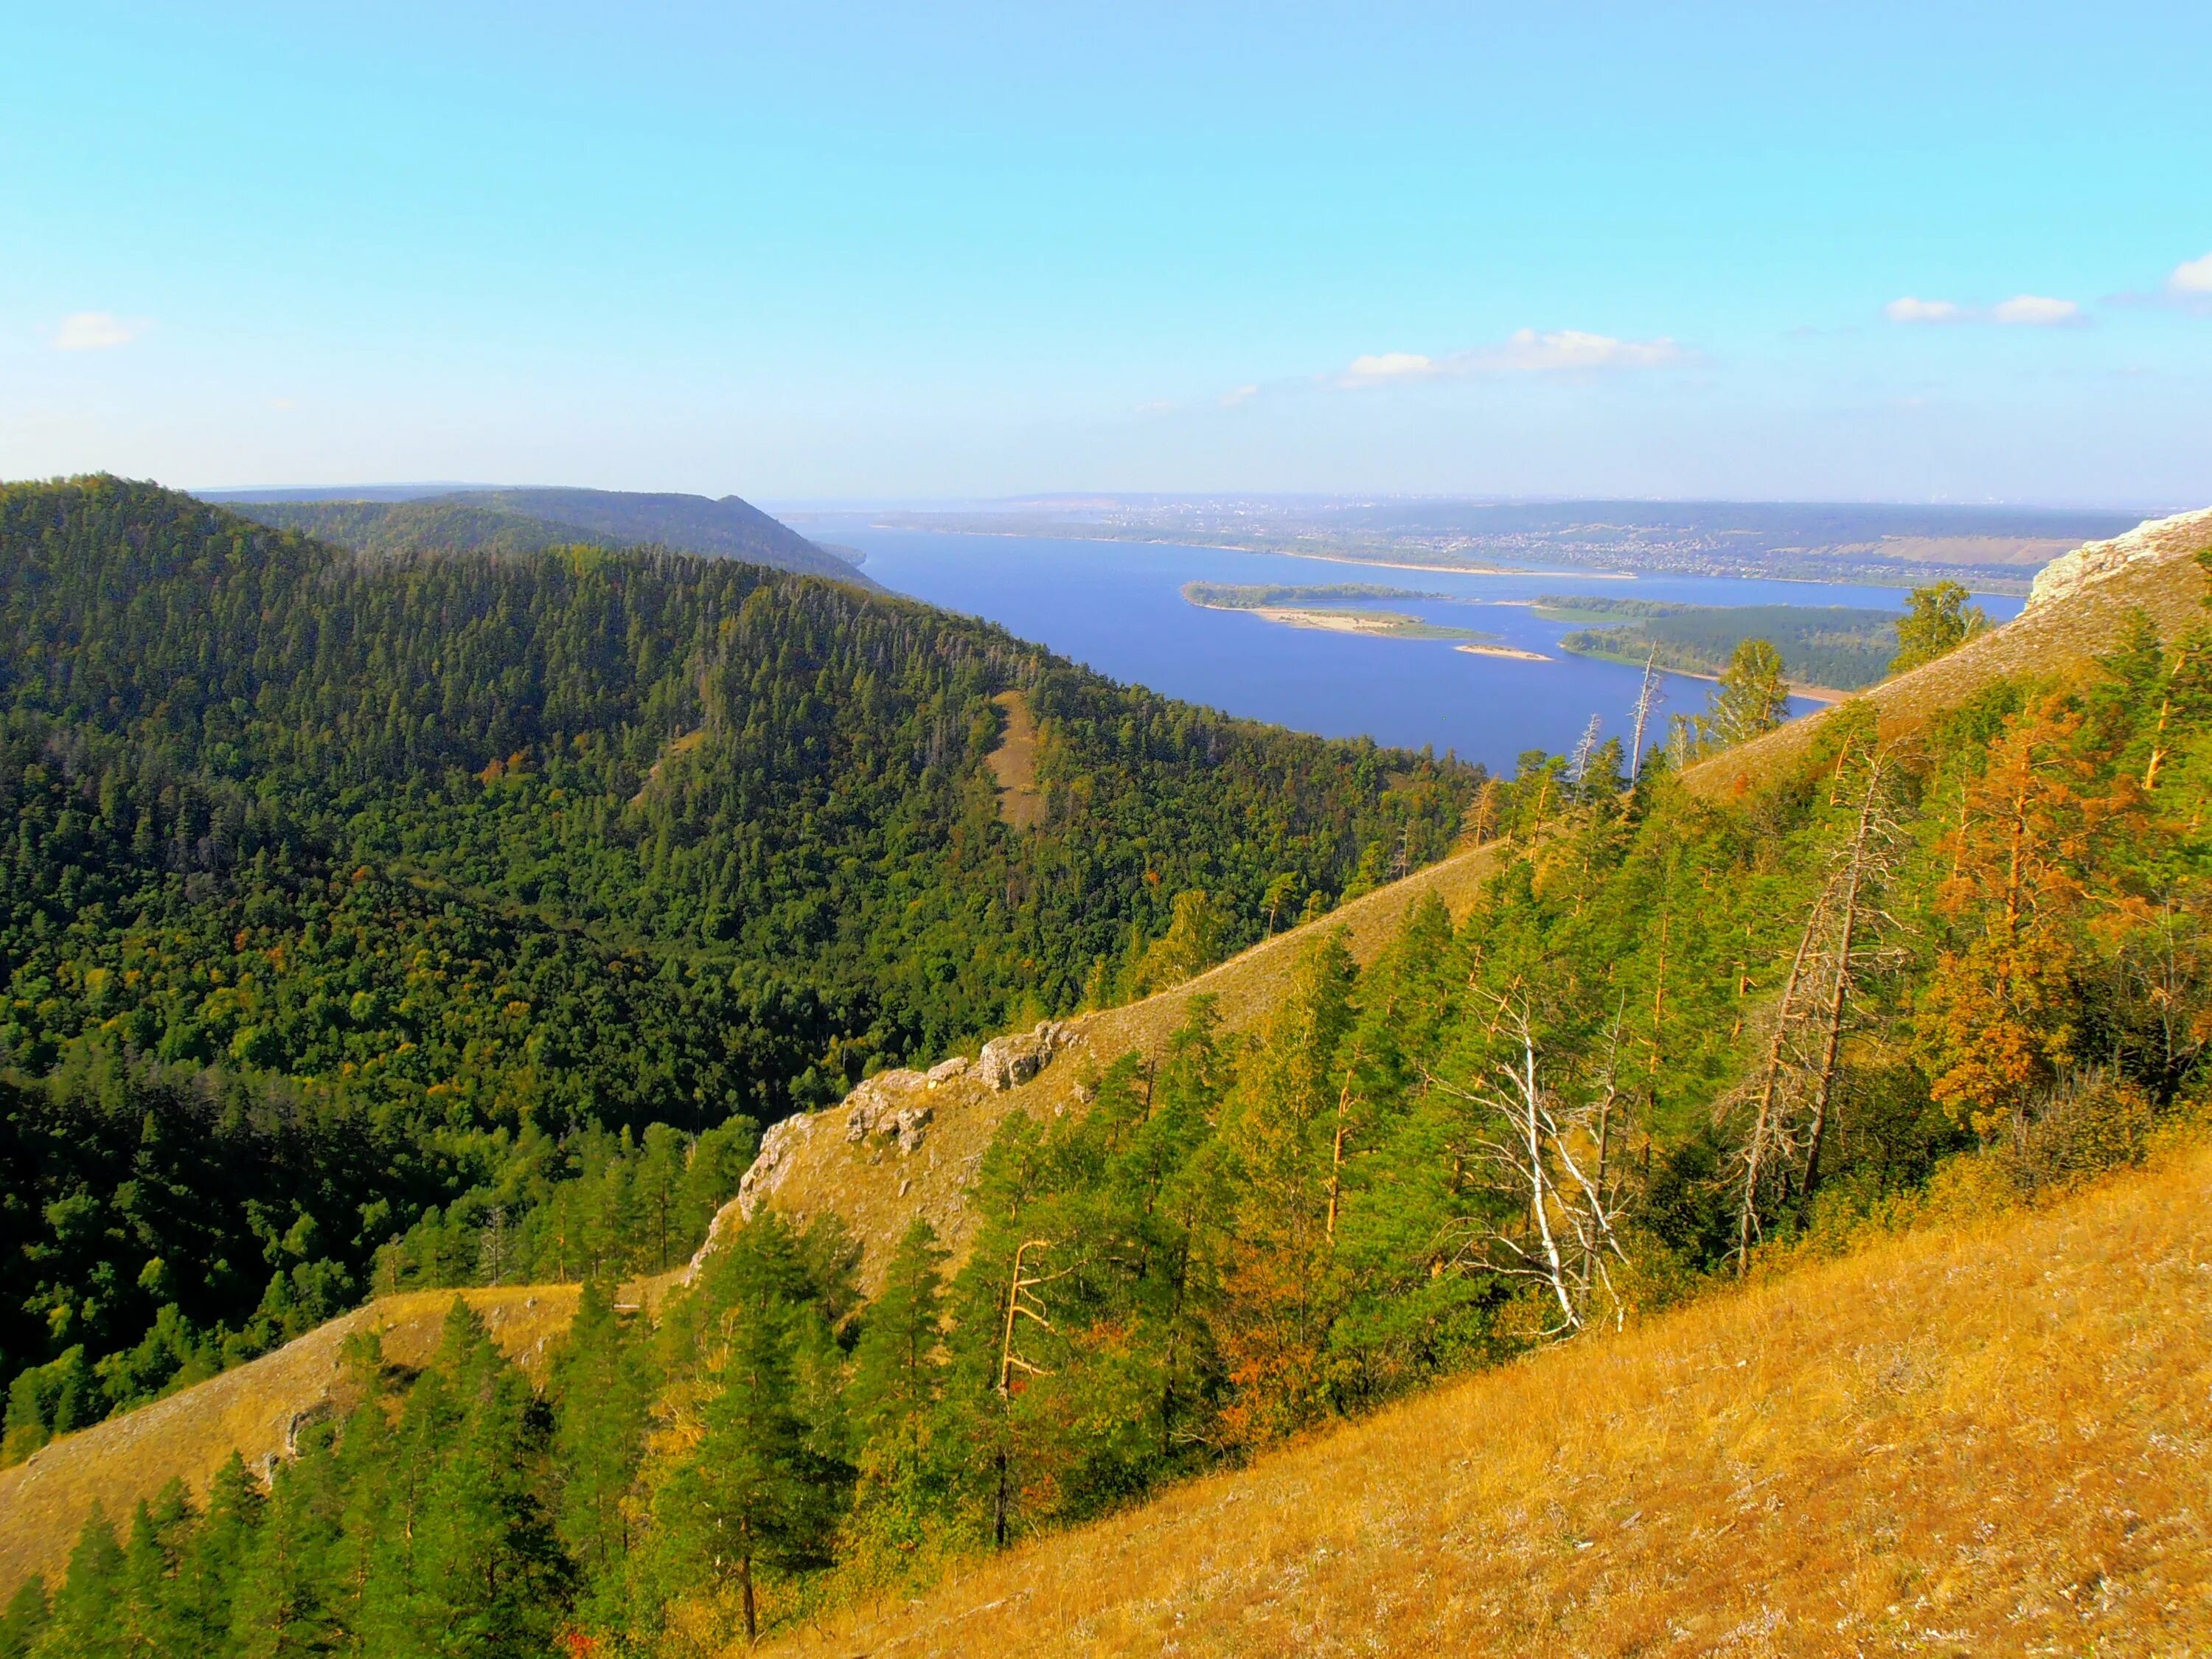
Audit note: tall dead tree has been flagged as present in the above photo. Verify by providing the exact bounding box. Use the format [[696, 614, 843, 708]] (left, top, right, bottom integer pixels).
[[1801, 748, 1907, 1193], [1568, 714, 1604, 788], [1727, 744, 1908, 1267], [1431, 1000, 1631, 1335], [1629, 646, 1664, 780], [991, 1238, 1074, 1548]]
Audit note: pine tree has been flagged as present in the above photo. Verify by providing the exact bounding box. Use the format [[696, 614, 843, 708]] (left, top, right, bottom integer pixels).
[[844, 1219, 949, 1568], [365, 1299, 572, 1659], [1705, 638, 1791, 746], [551, 1281, 653, 1596], [44, 1508, 126, 1659], [230, 1427, 343, 1659], [0, 1579, 48, 1659], [116, 1493, 188, 1659], [1214, 931, 1357, 1444], [167, 1454, 260, 1658], [666, 1231, 841, 1644]]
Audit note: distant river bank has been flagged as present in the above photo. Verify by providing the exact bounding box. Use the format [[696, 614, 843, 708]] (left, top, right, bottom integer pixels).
[[803, 520, 2027, 774]]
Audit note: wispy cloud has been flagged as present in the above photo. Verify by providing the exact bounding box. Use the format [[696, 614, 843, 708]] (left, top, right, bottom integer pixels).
[[1884, 296, 1965, 324], [1337, 328, 1685, 387], [1885, 293, 2083, 327], [52, 311, 142, 351], [1218, 383, 1259, 408], [1992, 294, 2081, 326]]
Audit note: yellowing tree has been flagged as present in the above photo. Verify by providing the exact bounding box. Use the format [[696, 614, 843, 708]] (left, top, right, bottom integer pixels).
[[1918, 696, 2126, 1138]]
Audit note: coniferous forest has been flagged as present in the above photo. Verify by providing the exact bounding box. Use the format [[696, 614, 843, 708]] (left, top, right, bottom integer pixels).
[[4, 477, 2209, 1657], [0, 476, 1475, 1457]]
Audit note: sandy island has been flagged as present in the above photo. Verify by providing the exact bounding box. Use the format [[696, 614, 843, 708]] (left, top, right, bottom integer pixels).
[[1455, 643, 1554, 663], [1186, 597, 1486, 643], [1253, 605, 1428, 637]]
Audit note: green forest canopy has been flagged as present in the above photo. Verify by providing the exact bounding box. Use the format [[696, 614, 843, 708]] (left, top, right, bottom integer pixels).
[[15, 554, 2212, 1654], [226, 485, 873, 586], [0, 476, 1479, 1442]]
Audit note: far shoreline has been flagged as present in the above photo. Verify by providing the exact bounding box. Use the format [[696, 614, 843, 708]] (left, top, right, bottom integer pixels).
[[1563, 645, 1851, 704]]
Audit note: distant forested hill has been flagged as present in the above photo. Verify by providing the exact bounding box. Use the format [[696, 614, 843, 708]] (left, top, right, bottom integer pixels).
[[225, 484, 874, 585], [0, 476, 1475, 1436], [1542, 595, 1898, 689]]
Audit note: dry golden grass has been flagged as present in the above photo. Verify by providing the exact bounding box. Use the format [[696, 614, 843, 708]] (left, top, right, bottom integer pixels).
[[766, 1141, 2212, 1658], [8, 527, 2202, 1621], [0, 1285, 579, 1599], [985, 689, 1047, 830], [759, 532, 2212, 1292]]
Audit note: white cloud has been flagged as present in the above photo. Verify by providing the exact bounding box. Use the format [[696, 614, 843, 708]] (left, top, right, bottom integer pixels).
[[52, 311, 141, 351], [1218, 383, 1260, 407], [1342, 351, 1439, 383], [2168, 251, 2212, 295], [1992, 293, 2081, 326], [1884, 296, 1964, 324], [1337, 330, 1683, 387]]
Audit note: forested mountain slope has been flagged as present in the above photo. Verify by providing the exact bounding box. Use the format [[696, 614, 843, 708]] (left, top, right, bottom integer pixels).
[[0, 476, 1474, 1456], [733, 506, 2212, 1289], [221, 484, 872, 586], [2, 501, 2205, 1657]]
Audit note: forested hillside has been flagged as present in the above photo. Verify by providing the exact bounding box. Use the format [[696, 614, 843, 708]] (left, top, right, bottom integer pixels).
[[0, 476, 1474, 1453], [225, 484, 870, 585], [11, 525, 2205, 1656]]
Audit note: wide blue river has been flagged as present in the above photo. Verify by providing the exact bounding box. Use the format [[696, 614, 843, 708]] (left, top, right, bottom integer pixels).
[[810, 520, 2027, 775]]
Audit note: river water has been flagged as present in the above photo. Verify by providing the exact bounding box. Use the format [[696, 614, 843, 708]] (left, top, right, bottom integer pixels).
[[808, 520, 2027, 775]]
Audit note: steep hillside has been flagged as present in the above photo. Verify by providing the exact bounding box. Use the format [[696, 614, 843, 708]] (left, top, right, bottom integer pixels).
[[0, 476, 1475, 1455], [770, 1138, 2212, 1656], [2, 504, 2204, 1654], [0, 1287, 580, 1598], [738, 506, 2212, 1288], [221, 484, 874, 586], [1691, 504, 2212, 793]]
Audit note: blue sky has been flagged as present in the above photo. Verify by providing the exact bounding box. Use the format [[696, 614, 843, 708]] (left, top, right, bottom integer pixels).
[[4, 1, 2209, 507]]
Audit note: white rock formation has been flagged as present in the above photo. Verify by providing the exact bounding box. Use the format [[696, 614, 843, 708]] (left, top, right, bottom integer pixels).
[[978, 1018, 1077, 1091], [844, 1068, 928, 1142], [2025, 507, 2212, 613], [733, 1110, 820, 1221]]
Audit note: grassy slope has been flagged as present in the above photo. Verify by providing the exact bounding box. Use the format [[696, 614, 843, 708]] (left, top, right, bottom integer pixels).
[[0, 1287, 579, 1597], [1, 518, 2201, 1604], [748, 832, 1510, 1295], [770, 1139, 2212, 1657], [750, 524, 2210, 1291]]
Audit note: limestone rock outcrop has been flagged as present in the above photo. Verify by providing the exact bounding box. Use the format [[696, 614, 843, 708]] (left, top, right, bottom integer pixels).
[[734, 1110, 820, 1221], [2025, 507, 2212, 613], [978, 1019, 1077, 1091], [844, 1068, 928, 1143]]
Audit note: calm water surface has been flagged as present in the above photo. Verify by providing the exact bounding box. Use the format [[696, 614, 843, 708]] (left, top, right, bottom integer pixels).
[[815, 521, 2027, 775]]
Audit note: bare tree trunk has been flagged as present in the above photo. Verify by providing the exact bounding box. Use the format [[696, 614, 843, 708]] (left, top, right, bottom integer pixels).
[[1509, 1037, 1577, 1330], [1325, 1039, 1367, 1241], [1737, 889, 1826, 1271], [1803, 761, 1888, 1196]]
